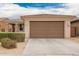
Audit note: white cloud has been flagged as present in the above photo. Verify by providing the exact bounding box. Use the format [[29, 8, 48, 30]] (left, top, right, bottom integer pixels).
[[0, 3, 27, 19], [0, 3, 79, 19], [62, 4, 79, 15], [40, 4, 79, 16]]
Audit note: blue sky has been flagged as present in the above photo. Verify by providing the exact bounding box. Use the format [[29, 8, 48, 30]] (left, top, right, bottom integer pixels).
[[15, 3, 65, 8]]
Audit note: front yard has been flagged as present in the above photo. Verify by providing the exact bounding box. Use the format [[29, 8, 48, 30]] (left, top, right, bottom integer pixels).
[[1, 32, 79, 55], [0, 32, 25, 55], [0, 42, 25, 55]]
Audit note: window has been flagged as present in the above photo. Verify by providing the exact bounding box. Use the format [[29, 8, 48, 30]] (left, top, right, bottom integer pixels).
[[19, 24, 24, 31]]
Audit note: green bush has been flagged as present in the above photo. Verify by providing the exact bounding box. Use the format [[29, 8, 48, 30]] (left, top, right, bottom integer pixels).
[[14, 34, 25, 42], [1, 38, 17, 49], [0, 32, 25, 42]]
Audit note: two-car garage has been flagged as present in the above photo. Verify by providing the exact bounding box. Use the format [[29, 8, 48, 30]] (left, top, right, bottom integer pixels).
[[21, 14, 76, 39], [30, 21, 64, 38]]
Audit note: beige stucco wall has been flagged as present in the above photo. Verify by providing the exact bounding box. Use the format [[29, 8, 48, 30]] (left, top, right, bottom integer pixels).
[[64, 20, 71, 39], [15, 23, 20, 32], [21, 15, 76, 40], [0, 21, 9, 32], [8, 24, 13, 32]]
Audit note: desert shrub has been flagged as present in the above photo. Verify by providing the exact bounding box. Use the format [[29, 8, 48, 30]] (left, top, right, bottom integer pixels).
[[0, 32, 25, 42], [1, 38, 17, 49]]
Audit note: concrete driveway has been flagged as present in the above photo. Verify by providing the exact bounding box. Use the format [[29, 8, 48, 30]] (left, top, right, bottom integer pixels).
[[23, 38, 79, 56]]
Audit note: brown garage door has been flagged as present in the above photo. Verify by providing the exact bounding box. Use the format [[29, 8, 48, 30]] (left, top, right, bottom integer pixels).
[[30, 21, 64, 38]]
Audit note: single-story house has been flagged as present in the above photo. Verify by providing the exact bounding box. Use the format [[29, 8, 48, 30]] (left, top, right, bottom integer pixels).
[[21, 14, 76, 40]]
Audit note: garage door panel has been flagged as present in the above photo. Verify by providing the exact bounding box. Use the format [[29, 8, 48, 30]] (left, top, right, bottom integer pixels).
[[30, 21, 64, 38]]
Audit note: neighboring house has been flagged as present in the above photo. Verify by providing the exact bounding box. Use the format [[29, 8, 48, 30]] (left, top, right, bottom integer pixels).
[[0, 18, 9, 32], [21, 14, 76, 39], [0, 18, 24, 32], [71, 19, 79, 37]]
